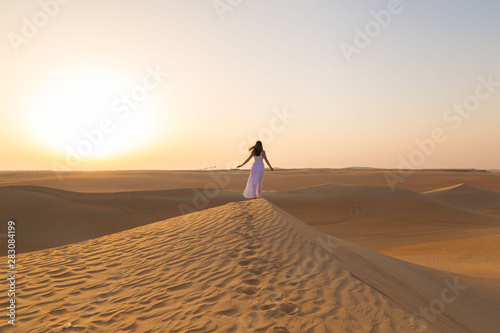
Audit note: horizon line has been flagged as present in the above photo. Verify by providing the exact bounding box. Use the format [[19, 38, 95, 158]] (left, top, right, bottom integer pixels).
[[0, 167, 498, 172]]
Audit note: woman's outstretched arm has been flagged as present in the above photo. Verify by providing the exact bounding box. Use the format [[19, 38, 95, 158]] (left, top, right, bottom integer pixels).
[[262, 151, 274, 171], [237, 153, 253, 168]]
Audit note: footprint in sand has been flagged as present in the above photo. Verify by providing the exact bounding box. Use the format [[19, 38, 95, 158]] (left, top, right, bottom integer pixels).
[[256, 299, 299, 317], [248, 265, 263, 275], [240, 232, 254, 239], [242, 278, 260, 286], [236, 286, 258, 295], [278, 302, 299, 315], [242, 250, 256, 256], [258, 303, 276, 310], [238, 259, 253, 266]]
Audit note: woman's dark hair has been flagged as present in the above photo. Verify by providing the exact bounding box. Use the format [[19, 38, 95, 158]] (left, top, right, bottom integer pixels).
[[249, 141, 263, 156]]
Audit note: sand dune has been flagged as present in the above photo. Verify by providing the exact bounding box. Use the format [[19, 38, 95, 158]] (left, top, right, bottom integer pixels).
[[267, 183, 499, 225], [4, 200, 498, 332], [265, 183, 500, 249], [380, 231, 500, 282], [3, 183, 500, 284], [5, 182, 499, 255], [2, 169, 500, 193], [422, 183, 500, 216], [265, 184, 500, 282], [0, 186, 241, 254], [2, 170, 500, 332]]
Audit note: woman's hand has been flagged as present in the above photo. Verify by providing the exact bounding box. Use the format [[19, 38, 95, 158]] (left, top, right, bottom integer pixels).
[[270, 167, 274, 171], [236, 165, 242, 168]]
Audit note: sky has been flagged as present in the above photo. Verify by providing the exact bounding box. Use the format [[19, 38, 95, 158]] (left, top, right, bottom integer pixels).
[[1, 0, 499, 170]]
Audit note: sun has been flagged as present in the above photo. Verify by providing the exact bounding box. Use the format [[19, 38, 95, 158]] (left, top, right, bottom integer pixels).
[[27, 69, 165, 163]]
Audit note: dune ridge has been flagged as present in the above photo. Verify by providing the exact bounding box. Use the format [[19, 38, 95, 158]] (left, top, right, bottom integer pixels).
[[422, 183, 500, 216], [0, 185, 241, 254], [4, 200, 499, 332], [2, 170, 500, 332], [3, 169, 500, 193], [3, 182, 499, 255], [267, 183, 500, 225]]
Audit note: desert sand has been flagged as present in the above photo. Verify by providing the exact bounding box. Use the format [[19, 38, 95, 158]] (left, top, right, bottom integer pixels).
[[1, 169, 499, 332]]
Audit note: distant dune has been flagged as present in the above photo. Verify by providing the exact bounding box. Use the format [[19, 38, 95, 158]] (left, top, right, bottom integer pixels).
[[0, 186, 241, 254], [266, 183, 500, 249], [5, 200, 499, 332], [2, 170, 500, 332], [4, 182, 498, 255], [422, 183, 500, 216], [2, 169, 500, 193]]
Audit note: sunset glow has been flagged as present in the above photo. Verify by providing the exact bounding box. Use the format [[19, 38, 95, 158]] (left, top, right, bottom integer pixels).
[[1, 0, 499, 170]]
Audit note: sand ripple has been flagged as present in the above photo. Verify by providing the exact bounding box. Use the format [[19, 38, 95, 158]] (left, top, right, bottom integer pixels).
[[0, 200, 472, 332]]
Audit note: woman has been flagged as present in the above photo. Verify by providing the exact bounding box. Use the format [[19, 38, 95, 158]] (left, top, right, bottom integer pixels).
[[237, 141, 274, 199]]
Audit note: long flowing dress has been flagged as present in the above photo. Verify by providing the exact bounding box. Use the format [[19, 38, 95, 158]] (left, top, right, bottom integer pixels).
[[243, 153, 265, 198]]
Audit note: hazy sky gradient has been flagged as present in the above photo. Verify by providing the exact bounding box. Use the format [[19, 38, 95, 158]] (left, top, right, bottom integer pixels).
[[1, 0, 499, 170]]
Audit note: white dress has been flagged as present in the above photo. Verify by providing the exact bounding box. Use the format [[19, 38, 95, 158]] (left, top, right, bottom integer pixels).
[[243, 153, 265, 198]]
